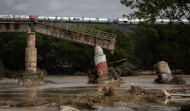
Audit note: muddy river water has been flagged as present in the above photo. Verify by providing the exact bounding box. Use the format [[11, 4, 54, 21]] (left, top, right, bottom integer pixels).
[[0, 74, 190, 111]]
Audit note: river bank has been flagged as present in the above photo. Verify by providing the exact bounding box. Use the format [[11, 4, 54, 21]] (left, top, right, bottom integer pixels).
[[0, 74, 190, 111]]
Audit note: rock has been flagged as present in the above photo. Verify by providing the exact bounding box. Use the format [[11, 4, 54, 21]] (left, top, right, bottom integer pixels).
[[60, 105, 81, 111]]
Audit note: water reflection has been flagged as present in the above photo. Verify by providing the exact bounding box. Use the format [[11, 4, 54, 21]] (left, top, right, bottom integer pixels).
[[25, 87, 37, 99], [156, 98, 170, 104]]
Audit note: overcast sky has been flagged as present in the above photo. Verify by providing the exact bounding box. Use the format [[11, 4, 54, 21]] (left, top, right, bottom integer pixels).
[[0, 0, 133, 18]]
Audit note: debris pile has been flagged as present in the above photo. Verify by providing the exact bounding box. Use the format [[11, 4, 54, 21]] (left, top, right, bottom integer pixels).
[[154, 74, 186, 85], [98, 82, 115, 97], [154, 61, 186, 84], [117, 61, 136, 76], [126, 84, 176, 104], [37, 68, 47, 77], [10, 98, 48, 107], [166, 76, 186, 85], [127, 83, 146, 96], [154, 61, 186, 85], [108, 67, 123, 83], [98, 80, 122, 97], [169, 88, 190, 94], [179, 101, 190, 111], [156, 90, 172, 99], [87, 69, 98, 84], [0, 100, 14, 106], [87, 67, 123, 84], [2, 83, 190, 110], [95, 80, 125, 105]]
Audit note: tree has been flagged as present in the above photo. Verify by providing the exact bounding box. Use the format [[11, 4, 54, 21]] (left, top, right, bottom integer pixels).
[[128, 23, 190, 72], [120, 0, 190, 22], [0, 32, 26, 70], [132, 24, 160, 65]]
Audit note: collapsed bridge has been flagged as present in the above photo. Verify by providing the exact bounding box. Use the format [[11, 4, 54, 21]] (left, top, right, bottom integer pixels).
[[0, 17, 116, 85], [0, 15, 189, 85]]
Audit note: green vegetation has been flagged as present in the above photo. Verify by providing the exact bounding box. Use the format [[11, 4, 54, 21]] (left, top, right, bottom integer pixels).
[[0, 60, 5, 79], [120, 0, 190, 22], [132, 23, 190, 72], [0, 23, 189, 75], [119, 0, 190, 72]]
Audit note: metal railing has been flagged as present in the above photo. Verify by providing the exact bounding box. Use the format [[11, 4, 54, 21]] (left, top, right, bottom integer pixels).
[[37, 21, 116, 40]]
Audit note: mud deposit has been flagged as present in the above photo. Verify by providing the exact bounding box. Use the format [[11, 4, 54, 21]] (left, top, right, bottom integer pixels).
[[0, 74, 190, 111]]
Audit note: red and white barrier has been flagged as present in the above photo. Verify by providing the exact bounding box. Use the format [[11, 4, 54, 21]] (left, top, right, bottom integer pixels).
[[94, 46, 108, 77]]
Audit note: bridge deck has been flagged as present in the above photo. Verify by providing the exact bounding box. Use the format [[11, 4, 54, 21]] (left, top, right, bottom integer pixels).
[[0, 21, 116, 52]]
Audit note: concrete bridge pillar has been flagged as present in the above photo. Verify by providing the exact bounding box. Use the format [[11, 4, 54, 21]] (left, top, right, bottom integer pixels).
[[18, 31, 44, 86], [94, 46, 110, 83], [25, 31, 37, 72]]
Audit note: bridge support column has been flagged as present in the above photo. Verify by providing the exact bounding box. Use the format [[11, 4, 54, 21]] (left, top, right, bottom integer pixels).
[[25, 31, 37, 72], [94, 46, 110, 83], [18, 31, 44, 86]]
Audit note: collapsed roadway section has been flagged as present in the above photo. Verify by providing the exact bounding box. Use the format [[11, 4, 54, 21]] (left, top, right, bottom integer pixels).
[[0, 21, 116, 85]]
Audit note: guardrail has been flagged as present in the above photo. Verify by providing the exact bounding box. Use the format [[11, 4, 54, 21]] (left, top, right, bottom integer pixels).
[[37, 21, 116, 40]]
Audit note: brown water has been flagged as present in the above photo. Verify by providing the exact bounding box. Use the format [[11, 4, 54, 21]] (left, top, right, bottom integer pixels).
[[0, 75, 190, 111]]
